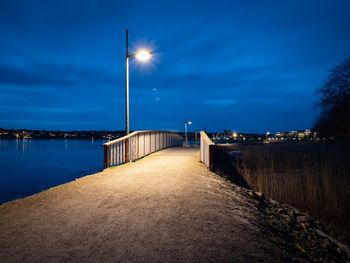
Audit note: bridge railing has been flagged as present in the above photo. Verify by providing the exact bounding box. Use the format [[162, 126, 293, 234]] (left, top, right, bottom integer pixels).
[[103, 131, 183, 168], [200, 131, 214, 170]]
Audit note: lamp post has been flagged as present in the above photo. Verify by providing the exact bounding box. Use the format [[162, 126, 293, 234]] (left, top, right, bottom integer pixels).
[[185, 120, 192, 146], [125, 29, 152, 135]]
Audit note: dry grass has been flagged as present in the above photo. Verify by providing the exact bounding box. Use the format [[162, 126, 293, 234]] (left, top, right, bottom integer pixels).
[[213, 142, 350, 233]]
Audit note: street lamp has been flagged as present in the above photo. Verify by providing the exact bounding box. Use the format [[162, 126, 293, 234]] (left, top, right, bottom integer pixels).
[[135, 49, 152, 62], [125, 29, 152, 135], [185, 120, 192, 146], [232, 132, 238, 140]]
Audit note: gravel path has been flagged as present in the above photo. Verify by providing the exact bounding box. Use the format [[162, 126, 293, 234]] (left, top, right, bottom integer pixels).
[[0, 147, 348, 262]]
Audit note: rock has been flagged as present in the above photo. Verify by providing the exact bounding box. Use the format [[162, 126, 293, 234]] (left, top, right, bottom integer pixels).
[[280, 214, 291, 222], [270, 199, 278, 205], [293, 208, 302, 215], [294, 242, 306, 253], [285, 208, 295, 217], [254, 191, 264, 198], [243, 187, 350, 262], [296, 215, 308, 224], [320, 239, 331, 249], [315, 229, 328, 238], [251, 191, 265, 202], [315, 229, 350, 258], [277, 208, 284, 214], [247, 191, 254, 198], [336, 247, 344, 256], [316, 248, 328, 257], [294, 232, 304, 240], [300, 222, 309, 231]]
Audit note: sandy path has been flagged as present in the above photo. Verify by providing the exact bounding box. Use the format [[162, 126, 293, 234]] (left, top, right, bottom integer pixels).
[[0, 147, 285, 262]]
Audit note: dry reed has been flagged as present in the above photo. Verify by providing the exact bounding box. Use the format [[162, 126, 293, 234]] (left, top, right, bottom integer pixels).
[[213, 142, 350, 232]]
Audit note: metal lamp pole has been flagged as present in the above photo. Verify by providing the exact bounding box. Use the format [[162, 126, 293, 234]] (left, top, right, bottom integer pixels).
[[124, 29, 152, 160], [125, 29, 152, 135], [125, 29, 130, 135], [184, 121, 192, 146]]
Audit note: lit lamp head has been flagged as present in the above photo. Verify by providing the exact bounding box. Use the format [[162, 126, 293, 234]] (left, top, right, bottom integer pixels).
[[135, 49, 152, 62], [188, 121, 192, 125]]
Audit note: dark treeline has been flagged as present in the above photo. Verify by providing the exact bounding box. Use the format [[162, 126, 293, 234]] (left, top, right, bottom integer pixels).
[[315, 56, 350, 141]]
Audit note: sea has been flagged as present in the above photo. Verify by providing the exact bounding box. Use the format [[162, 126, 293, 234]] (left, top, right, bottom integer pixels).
[[0, 138, 105, 204]]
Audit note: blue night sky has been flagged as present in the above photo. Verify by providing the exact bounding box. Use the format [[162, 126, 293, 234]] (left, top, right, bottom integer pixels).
[[1, 0, 350, 133]]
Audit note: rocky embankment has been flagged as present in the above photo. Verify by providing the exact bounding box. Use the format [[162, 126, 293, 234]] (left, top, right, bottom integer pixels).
[[245, 190, 350, 262]]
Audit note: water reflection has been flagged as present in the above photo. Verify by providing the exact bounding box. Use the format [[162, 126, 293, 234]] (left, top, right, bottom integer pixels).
[[0, 139, 104, 204]]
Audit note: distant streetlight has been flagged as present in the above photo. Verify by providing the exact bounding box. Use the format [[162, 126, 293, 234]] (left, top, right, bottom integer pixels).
[[125, 29, 152, 135], [185, 120, 192, 146]]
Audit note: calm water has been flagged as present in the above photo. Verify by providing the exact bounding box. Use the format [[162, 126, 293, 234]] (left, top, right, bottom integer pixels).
[[0, 139, 104, 204]]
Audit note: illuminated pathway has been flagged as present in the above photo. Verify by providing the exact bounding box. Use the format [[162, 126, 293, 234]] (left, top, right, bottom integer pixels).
[[0, 147, 287, 262]]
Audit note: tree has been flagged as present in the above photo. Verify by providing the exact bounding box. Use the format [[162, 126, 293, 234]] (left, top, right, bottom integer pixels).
[[315, 56, 350, 141]]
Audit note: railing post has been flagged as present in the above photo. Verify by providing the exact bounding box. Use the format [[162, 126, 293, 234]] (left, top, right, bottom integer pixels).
[[209, 144, 214, 171], [125, 138, 129, 162], [137, 133, 139, 159], [104, 144, 109, 169], [200, 131, 214, 170]]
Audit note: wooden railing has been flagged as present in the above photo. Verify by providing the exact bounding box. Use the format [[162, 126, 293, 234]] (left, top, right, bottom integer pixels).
[[103, 131, 183, 168], [200, 131, 214, 170]]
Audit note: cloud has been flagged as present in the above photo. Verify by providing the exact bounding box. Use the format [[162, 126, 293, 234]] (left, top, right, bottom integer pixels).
[[206, 99, 236, 106], [0, 64, 68, 86], [0, 63, 115, 88]]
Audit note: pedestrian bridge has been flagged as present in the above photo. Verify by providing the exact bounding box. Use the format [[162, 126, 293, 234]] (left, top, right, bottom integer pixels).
[[103, 130, 214, 170]]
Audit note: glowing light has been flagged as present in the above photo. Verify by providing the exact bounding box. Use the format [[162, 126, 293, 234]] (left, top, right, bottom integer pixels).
[[135, 49, 152, 62], [232, 133, 238, 138]]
